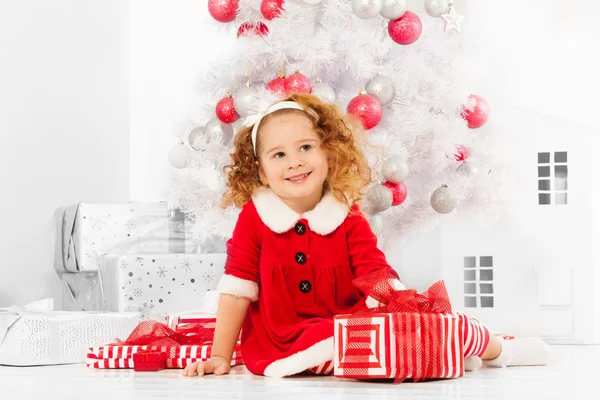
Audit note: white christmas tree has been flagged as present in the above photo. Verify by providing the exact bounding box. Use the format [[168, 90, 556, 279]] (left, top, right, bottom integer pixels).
[[167, 0, 510, 249]]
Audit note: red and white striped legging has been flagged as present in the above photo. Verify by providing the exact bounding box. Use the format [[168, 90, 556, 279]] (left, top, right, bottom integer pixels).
[[307, 313, 490, 375]]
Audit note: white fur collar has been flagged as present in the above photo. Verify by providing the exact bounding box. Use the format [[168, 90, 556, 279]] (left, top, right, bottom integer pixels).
[[251, 187, 349, 235]]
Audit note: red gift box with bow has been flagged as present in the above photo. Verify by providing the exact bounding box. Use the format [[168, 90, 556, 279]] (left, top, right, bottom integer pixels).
[[333, 270, 464, 382], [86, 320, 243, 370]]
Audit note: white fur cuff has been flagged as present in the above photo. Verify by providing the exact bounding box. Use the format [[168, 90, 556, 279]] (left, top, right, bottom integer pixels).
[[217, 274, 259, 302]]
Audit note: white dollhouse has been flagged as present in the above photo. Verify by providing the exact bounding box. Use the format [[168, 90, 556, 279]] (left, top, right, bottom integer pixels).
[[386, 105, 600, 345]]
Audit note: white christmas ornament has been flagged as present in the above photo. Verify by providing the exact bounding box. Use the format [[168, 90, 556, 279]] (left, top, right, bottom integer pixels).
[[365, 74, 395, 106], [233, 86, 259, 117], [457, 161, 480, 177], [169, 142, 191, 169], [351, 0, 383, 19], [188, 127, 204, 150], [312, 82, 337, 103], [380, 0, 407, 20], [382, 155, 410, 183], [424, 0, 449, 17], [205, 117, 234, 145], [441, 5, 463, 32], [431, 185, 457, 214]]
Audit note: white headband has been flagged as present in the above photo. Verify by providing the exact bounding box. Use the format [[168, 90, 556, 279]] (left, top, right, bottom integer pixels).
[[244, 101, 305, 156]]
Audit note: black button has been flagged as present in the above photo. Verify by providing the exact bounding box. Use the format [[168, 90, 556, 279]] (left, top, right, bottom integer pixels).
[[294, 222, 306, 235], [295, 252, 306, 265], [299, 280, 312, 293]]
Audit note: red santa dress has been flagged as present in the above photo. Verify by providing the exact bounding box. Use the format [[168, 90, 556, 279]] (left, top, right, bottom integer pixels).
[[216, 186, 401, 377]]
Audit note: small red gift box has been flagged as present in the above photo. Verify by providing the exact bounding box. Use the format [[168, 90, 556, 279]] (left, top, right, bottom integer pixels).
[[133, 350, 166, 371]]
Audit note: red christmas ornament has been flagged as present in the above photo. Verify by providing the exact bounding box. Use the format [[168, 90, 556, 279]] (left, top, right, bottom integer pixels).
[[216, 93, 239, 124], [461, 94, 490, 129], [347, 90, 382, 130], [207, 0, 239, 23], [267, 72, 287, 97], [260, 0, 284, 20], [383, 181, 408, 206], [237, 21, 269, 38], [453, 145, 470, 161], [284, 70, 312, 95], [388, 11, 422, 45]]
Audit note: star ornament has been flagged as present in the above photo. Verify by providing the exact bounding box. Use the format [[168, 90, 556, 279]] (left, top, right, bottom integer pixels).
[[441, 6, 463, 32]]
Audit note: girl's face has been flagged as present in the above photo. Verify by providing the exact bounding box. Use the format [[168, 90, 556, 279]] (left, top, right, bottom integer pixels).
[[257, 112, 330, 211]]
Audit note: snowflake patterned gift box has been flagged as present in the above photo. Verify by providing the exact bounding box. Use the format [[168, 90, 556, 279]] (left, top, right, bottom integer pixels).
[[53, 202, 195, 273], [0, 301, 141, 366], [97, 253, 226, 318]]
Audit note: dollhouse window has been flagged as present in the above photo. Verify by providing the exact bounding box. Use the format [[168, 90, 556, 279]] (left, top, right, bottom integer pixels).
[[464, 256, 494, 308], [538, 152, 568, 205]]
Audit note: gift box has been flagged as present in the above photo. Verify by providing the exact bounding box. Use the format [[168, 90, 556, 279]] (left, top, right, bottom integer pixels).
[[0, 299, 141, 366], [334, 272, 464, 382], [53, 202, 198, 273], [86, 320, 243, 369], [333, 311, 464, 381], [88, 253, 225, 318], [86, 342, 243, 369]]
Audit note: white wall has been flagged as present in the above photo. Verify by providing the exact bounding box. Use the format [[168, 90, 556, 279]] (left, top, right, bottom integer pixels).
[[0, 1, 130, 306], [129, 0, 229, 202]]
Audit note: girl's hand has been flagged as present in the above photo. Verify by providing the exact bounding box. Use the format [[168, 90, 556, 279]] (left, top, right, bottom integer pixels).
[[182, 356, 231, 377]]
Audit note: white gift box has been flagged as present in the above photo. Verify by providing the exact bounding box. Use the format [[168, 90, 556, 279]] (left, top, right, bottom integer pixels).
[[0, 299, 141, 366], [65, 253, 226, 318]]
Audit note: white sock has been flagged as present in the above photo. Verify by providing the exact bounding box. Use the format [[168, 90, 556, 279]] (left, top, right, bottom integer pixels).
[[464, 356, 482, 371], [483, 337, 554, 368]]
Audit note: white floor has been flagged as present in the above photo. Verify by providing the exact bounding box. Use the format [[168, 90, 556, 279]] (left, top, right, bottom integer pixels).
[[1, 345, 599, 400]]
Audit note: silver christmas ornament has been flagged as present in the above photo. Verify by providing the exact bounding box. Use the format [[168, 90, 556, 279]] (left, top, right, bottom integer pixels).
[[457, 161, 480, 177], [312, 83, 336, 103], [351, 0, 383, 19], [233, 86, 259, 117], [367, 184, 393, 213], [365, 74, 395, 106], [380, 0, 407, 19], [188, 127, 204, 150], [368, 214, 384, 236], [168, 143, 191, 169], [205, 117, 234, 145], [431, 185, 457, 214], [424, 0, 449, 17], [382, 155, 410, 183]]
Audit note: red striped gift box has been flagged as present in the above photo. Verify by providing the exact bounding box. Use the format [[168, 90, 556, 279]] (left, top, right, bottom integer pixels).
[[333, 312, 464, 381], [86, 341, 243, 369]]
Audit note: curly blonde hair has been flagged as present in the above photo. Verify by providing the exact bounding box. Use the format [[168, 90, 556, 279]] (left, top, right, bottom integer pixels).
[[222, 93, 373, 209]]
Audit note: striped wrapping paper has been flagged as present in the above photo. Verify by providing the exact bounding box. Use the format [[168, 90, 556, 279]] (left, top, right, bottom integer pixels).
[[86, 342, 242, 369], [333, 312, 464, 381]]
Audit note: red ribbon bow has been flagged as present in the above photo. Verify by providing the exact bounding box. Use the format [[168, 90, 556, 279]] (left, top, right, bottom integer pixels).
[[353, 269, 453, 314]]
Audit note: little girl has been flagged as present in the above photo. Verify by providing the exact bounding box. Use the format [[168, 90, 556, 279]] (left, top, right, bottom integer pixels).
[[183, 94, 552, 378]]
